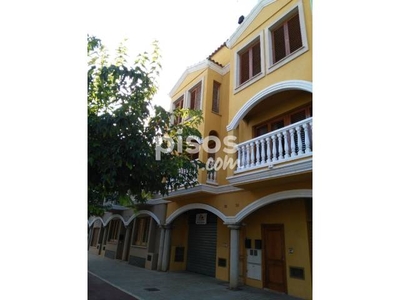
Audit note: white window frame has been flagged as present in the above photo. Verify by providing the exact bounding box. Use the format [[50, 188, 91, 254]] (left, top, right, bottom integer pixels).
[[265, 2, 309, 73], [234, 33, 265, 94], [184, 77, 204, 111]]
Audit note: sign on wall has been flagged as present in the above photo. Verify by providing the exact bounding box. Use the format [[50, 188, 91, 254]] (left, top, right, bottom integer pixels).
[[195, 213, 207, 224]]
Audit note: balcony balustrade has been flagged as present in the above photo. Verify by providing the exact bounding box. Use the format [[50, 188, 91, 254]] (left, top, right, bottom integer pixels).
[[236, 117, 312, 172]]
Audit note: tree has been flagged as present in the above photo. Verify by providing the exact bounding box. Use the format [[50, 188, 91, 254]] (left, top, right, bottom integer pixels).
[[88, 35, 204, 216]]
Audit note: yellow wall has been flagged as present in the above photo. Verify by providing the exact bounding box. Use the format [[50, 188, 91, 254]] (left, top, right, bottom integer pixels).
[[210, 45, 230, 66], [166, 178, 311, 220], [215, 218, 230, 281], [242, 198, 312, 299], [228, 0, 312, 125], [169, 213, 189, 271]]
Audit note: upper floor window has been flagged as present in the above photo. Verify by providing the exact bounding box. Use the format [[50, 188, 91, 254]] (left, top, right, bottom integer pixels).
[[212, 81, 221, 114], [253, 105, 312, 138], [173, 96, 184, 124], [272, 12, 302, 63], [189, 82, 202, 110], [239, 38, 261, 85], [267, 4, 308, 73]]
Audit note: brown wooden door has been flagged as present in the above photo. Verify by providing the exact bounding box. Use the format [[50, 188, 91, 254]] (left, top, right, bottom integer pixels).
[[263, 224, 287, 293]]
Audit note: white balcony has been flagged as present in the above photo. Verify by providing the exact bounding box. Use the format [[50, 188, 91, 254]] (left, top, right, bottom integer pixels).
[[236, 117, 312, 173]]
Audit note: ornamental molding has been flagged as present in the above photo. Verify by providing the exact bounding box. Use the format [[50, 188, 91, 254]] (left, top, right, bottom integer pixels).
[[226, 80, 312, 131], [165, 203, 227, 225], [226, 0, 276, 49], [227, 158, 312, 186], [224, 189, 312, 224], [169, 60, 228, 97]]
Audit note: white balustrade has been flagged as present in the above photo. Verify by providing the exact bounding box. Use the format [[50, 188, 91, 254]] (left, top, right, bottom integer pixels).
[[235, 117, 313, 172]]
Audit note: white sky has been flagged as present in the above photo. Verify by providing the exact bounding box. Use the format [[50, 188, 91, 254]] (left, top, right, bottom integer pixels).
[[87, 0, 259, 110]]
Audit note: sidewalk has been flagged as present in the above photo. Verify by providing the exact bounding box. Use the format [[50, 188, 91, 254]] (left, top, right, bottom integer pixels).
[[88, 253, 303, 300]]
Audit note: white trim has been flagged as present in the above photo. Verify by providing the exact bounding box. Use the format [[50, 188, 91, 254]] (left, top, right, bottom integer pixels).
[[226, 0, 276, 49], [104, 214, 125, 226], [226, 80, 312, 131], [224, 189, 312, 224], [227, 158, 312, 186], [233, 33, 266, 93], [265, 1, 309, 73], [169, 60, 228, 97], [88, 216, 105, 227], [163, 183, 243, 199], [166, 203, 227, 225], [125, 210, 161, 226], [185, 77, 205, 111]]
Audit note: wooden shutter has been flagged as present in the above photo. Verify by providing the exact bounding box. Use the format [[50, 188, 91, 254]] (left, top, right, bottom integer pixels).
[[288, 13, 302, 53], [212, 81, 220, 113], [273, 25, 286, 63], [252, 41, 261, 75], [240, 50, 250, 84]]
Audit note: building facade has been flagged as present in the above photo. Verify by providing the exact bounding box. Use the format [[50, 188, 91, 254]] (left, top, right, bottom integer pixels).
[[88, 0, 312, 299]]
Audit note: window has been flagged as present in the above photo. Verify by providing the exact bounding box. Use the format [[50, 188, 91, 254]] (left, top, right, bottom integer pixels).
[[212, 81, 221, 114], [173, 96, 184, 124], [132, 217, 151, 246], [272, 12, 302, 63], [189, 82, 202, 110], [253, 105, 312, 138], [238, 38, 261, 85], [108, 219, 121, 242], [91, 228, 100, 247], [267, 4, 308, 72]]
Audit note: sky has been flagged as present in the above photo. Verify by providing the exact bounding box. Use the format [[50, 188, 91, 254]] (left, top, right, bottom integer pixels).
[[87, 0, 259, 110]]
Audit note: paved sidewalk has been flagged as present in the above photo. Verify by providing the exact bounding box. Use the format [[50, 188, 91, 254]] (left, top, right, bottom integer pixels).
[[88, 253, 303, 300]]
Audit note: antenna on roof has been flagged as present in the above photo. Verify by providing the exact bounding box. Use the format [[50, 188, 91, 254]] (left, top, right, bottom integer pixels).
[[238, 15, 244, 24]]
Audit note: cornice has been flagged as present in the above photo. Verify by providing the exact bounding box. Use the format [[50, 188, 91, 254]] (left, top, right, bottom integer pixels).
[[169, 60, 229, 98], [226, 0, 276, 49], [227, 158, 312, 186], [163, 183, 243, 199]]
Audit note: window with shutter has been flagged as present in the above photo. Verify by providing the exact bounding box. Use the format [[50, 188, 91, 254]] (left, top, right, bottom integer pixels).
[[239, 38, 261, 85], [189, 82, 202, 110], [272, 12, 303, 64], [173, 96, 184, 124], [212, 81, 221, 113]]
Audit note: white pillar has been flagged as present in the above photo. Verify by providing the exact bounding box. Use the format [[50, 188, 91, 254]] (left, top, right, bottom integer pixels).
[[88, 226, 93, 250], [157, 225, 166, 271], [161, 225, 172, 272], [228, 224, 241, 290]]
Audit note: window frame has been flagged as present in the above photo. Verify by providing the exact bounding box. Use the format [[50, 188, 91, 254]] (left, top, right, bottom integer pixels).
[[187, 81, 203, 111], [132, 217, 151, 247], [172, 95, 184, 124], [266, 3, 309, 74], [212, 80, 221, 114], [253, 104, 312, 138], [107, 219, 121, 243], [234, 33, 265, 93]]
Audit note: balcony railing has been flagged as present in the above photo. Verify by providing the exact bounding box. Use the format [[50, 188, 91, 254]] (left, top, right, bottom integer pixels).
[[206, 159, 218, 184], [236, 117, 312, 172]]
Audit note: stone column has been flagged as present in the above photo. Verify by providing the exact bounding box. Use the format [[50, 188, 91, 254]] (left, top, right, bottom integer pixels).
[[161, 225, 172, 272], [88, 226, 93, 250], [157, 225, 166, 271], [122, 225, 132, 261], [228, 224, 241, 290]]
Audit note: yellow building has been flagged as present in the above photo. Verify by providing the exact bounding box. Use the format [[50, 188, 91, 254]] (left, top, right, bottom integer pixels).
[[88, 0, 312, 299], [163, 0, 312, 298]]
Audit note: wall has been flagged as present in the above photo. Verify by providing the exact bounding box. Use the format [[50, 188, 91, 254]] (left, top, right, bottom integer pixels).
[[242, 198, 312, 299], [168, 213, 189, 271]]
